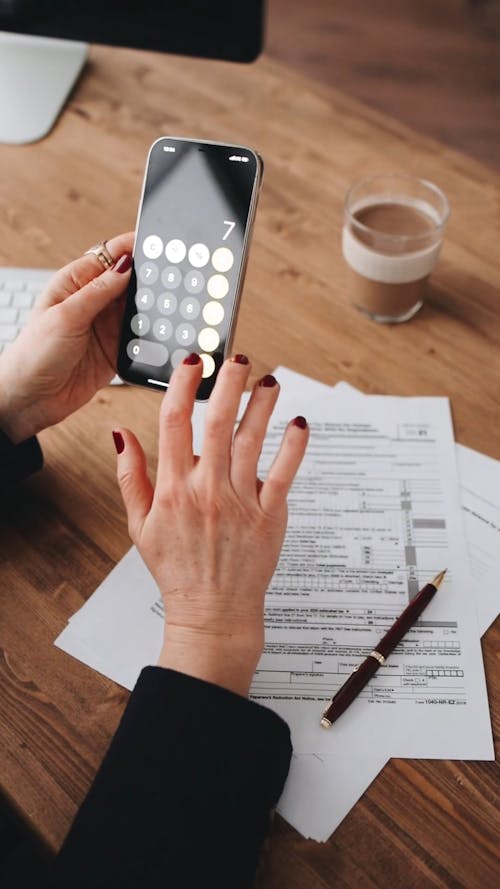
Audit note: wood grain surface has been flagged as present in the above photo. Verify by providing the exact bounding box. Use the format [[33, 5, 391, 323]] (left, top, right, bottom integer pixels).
[[267, 0, 500, 171], [0, 44, 499, 888]]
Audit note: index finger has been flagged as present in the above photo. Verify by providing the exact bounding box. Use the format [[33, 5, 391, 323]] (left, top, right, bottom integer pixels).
[[37, 232, 135, 308]]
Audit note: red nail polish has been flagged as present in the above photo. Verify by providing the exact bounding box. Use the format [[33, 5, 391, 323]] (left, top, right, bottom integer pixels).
[[183, 352, 201, 365], [293, 416, 307, 429], [232, 354, 249, 365], [259, 374, 277, 387], [115, 254, 133, 274], [112, 430, 124, 454]]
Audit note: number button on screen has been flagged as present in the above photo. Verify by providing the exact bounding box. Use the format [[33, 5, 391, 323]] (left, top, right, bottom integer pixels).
[[161, 266, 182, 289], [184, 270, 205, 295], [131, 313, 151, 336], [127, 339, 169, 366], [179, 297, 200, 320], [175, 323, 196, 346], [135, 288, 154, 310], [138, 262, 159, 285], [153, 318, 173, 341], [157, 293, 178, 316]]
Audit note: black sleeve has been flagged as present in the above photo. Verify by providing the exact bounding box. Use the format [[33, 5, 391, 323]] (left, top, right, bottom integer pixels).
[[0, 427, 43, 485], [50, 667, 292, 889]]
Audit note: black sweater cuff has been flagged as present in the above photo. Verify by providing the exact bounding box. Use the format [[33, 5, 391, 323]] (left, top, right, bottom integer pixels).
[[52, 667, 292, 889], [0, 428, 43, 485]]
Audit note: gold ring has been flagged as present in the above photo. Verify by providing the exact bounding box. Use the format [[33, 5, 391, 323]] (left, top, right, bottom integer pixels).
[[84, 240, 115, 269]]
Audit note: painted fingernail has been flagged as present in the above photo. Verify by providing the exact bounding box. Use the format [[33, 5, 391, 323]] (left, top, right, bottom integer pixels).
[[293, 416, 307, 429], [112, 430, 125, 454], [183, 352, 201, 365], [115, 254, 133, 274], [231, 354, 249, 365], [259, 374, 277, 388]]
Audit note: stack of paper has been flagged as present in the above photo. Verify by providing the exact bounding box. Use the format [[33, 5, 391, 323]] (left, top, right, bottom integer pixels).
[[56, 368, 500, 842]]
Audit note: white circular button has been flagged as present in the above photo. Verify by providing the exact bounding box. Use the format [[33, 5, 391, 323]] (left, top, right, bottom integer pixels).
[[188, 243, 210, 268], [207, 274, 229, 300], [165, 239, 187, 263], [200, 353, 216, 378], [143, 235, 164, 259], [212, 247, 234, 273], [198, 327, 220, 352], [202, 301, 224, 326]]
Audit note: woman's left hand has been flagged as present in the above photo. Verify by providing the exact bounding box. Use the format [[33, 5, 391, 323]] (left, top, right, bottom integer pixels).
[[0, 232, 133, 443]]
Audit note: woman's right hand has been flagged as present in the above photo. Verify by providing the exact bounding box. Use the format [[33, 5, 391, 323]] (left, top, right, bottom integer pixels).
[[112, 354, 308, 696]]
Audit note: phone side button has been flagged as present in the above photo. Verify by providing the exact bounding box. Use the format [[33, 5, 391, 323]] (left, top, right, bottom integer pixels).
[[126, 339, 169, 367]]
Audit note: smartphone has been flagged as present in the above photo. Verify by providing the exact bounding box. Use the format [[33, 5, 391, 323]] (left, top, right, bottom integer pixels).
[[117, 136, 263, 399]]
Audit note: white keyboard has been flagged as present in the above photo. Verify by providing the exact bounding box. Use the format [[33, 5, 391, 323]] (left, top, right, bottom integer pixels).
[[0, 267, 54, 352], [0, 267, 122, 383]]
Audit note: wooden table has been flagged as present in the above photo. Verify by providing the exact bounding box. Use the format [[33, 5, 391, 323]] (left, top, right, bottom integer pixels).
[[0, 45, 499, 888]]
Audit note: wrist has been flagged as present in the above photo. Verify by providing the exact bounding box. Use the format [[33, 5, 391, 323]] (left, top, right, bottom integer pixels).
[[0, 358, 36, 444], [157, 625, 264, 698]]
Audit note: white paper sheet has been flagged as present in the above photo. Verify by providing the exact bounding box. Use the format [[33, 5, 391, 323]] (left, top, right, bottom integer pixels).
[[251, 390, 493, 759], [55, 368, 497, 841], [274, 369, 500, 635], [269, 370, 498, 838]]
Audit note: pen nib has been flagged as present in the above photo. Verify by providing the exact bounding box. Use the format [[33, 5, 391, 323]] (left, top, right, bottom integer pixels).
[[431, 569, 447, 589]]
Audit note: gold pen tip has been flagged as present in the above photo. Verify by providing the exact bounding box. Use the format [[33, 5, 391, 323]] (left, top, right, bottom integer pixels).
[[320, 717, 332, 729], [431, 569, 447, 589]]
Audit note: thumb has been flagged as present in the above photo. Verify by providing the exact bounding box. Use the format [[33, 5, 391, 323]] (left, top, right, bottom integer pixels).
[[62, 254, 133, 330], [113, 428, 153, 540]]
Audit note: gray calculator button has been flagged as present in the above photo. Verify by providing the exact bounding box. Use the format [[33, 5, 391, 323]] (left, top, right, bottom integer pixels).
[[157, 292, 178, 316], [170, 348, 189, 368], [183, 269, 205, 295], [161, 266, 182, 289], [130, 313, 151, 336], [126, 338, 168, 366], [135, 288, 154, 310], [153, 318, 173, 341], [138, 261, 159, 285], [179, 296, 200, 320], [175, 322, 196, 347]]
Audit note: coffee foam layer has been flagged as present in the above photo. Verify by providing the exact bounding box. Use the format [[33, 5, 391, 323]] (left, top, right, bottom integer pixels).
[[342, 199, 442, 284]]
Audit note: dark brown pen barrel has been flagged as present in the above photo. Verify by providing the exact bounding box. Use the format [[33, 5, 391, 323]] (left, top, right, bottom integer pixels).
[[377, 582, 436, 659], [322, 656, 379, 725]]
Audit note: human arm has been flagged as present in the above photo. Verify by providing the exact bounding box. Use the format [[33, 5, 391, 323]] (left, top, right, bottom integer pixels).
[[51, 354, 309, 888], [51, 667, 292, 889]]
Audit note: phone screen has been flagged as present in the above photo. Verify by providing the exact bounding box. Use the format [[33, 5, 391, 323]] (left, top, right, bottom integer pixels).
[[117, 137, 261, 399]]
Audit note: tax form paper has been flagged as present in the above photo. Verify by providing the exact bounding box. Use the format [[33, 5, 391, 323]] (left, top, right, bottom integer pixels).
[[252, 388, 494, 760]]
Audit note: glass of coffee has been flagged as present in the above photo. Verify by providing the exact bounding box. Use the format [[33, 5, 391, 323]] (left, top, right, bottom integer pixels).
[[342, 175, 450, 323]]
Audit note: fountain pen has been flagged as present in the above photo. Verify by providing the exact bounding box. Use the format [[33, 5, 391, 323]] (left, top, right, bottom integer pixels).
[[320, 570, 447, 728]]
